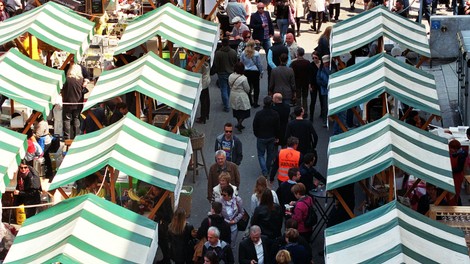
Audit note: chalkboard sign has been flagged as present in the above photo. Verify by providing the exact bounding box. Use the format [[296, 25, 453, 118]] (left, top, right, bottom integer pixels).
[[86, 0, 104, 14]]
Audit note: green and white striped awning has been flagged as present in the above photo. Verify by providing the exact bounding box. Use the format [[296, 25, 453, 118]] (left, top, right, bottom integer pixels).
[[0, 126, 27, 193], [327, 114, 454, 192], [0, 48, 64, 117], [83, 52, 202, 124], [3, 194, 158, 264], [328, 53, 440, 116], [325, 200, 469, 264], [0, 2, 94, 61], [48, 114, 192, 206], [331, 6, 430, 57], [115, 3, 219, 58]]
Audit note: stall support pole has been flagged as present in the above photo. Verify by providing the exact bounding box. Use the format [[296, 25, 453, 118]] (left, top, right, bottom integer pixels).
[[205, 0, 224, 20], [10, 99, 14, 120], [128, 176, 133, 189], [13, 39, 29, 58], [148, 190, 170, 220], [193, 56, 209, 73], [146, 97, 154, 125], [157, 36, 163, 58], [136, 91, 142, 120], [422, 114, 436, 130], [403, 178, 421, 198], [332, 189, 355, 219], [86, 110, 104, 129], [109, 167, 117, 203], [351, 107, 366, 126], [382, 93, 387, 116], [162, 109, 177, 129], [59, 54, 74, 70], [434, 190, 448, 206], [171, 114, 189, 133], [58, 188, 69, 199], [169, 42, 174, 64], [400, 107, 413, 121], [388, 169, 395, 202]]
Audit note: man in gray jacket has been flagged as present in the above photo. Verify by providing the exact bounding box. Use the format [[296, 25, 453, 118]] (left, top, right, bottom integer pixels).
[[269, 53, 296, 106]]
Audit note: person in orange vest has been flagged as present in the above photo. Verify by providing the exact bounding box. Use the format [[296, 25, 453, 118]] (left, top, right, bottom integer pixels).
[[270, 136, 302, 186]]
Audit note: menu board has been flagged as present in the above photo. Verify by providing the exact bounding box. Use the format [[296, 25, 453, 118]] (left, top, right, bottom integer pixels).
[[87, 0, 104, 14]]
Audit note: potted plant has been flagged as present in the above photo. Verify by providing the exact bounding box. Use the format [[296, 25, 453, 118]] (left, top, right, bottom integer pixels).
[[180, 127, 205, 150]]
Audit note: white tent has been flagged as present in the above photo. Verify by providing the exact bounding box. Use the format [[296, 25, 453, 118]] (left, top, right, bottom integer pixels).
[[0, 126, 27, 193]]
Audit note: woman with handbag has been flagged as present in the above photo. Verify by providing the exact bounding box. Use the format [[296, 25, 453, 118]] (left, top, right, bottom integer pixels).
[[229, 62, 251, 132], [215, 185, 244, 251]]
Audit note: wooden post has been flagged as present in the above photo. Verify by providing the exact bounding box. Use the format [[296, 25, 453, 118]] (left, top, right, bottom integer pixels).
[[421, 114, 435, 130], [158, 36, 163, 58], [58, 187, 69, 199], [382, 93, 387, 116], [403, 178, 421, 198], [332, 114, 348, 132], [332, 189, 355, 219], [169, 42, 174, 64], [140, 44, 148, 54], [14, 39, 28, 57], [22, 111, 41, 134], [148, 0, 157, 9], [148, 190, 170, 220], [377, 36, 384, 54], [205, 0, 224, 20], [416, 56, 428, 68], [193, 56, 209, 73], [434, 190, 448, 206], [118, 54, 129, 65], [28, 34, 33, 59], [109, 166, 117, 203], [146, 97, 154, 125], [136, 91, 141, 120], [388, 168, 394, 202], [128, 176, 133, 189], [10, 99, 14, 120]]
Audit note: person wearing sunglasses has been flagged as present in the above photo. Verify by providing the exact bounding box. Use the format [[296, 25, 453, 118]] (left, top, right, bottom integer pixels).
[[14, 160, 42, 218]]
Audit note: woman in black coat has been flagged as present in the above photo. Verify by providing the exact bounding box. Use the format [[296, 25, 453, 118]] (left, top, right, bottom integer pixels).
[[168, 208, 194, 264], [251, 189, 283, 240]]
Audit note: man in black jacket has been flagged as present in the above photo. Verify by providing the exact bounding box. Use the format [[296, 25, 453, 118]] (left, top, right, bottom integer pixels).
[[214, 122, 243, 165], [249, 2, 274, 53], [14, 160, 42, 218], [239, 225, 272, 264], [253, 96, 280, 177], [285, 106, 318, 155], [197, 202, 232, 244]]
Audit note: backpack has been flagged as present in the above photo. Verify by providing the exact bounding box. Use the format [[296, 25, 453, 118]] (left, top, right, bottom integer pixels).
[[299, 198, 317, 228]]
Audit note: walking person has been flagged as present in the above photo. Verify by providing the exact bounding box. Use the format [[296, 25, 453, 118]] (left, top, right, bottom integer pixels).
[[215, 185, 244, 252], [275, 0, 290, 42], [308, 51, 321, 122], [253, 96, 281, 177], [214, 123, 243, 165], [328, 0, 341, 22], [212, 38, 237, 112], [240, 40, 263, 108], [190, 54, 211, 124], [250, 3, 274, 53], [168, 208, 194, 264], [291, 0, 304, 37], [308, 0, 325, 34], [229, 62, 251, 132]]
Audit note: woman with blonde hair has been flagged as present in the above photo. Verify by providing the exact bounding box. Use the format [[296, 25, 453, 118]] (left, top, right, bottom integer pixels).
[[317, 26, 332, 58], [276, 249, 292, 264], [240, 39, 263, 108], [213, 172, 238, 201], [250, 176, 279, 215], [168, 208, 194, 264]]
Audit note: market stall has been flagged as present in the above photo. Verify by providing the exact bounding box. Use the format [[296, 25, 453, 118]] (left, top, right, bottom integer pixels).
[[327, 114, 454, 217], [115, 3, 219, 61], [331, 5, 430, 59], [0, 48, 65, 133], [82, 51, 202, 128], [0, 2, 94, 64], [328, 53, 440, 130], [325, 200, 469, 263], [3, 194, 158, 264], [0, 126, 27, 194], [48, 114, 192, 212]]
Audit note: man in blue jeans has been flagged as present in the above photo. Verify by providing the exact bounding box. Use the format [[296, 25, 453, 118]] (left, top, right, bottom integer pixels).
[[212, 38, 237, 112], [253, 96, 280, 176]]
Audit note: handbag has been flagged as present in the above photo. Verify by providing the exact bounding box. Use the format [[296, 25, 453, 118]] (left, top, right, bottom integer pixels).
[[237, 208, 250, 231]]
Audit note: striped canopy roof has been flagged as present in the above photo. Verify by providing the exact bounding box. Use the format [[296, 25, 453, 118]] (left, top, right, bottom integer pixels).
[[331, 6, 430, 57], [0, 48, 64, 117], [0, 126, 27, 193], [48, 114, 192, 206], [115, 3, 219, 58], [327, 114, 454, 192], [4, 194, 158, 264], [325, 200, 469, 264], [0, 2, 94, 61], [328, 53, 440, 116], [83, 51, 202, 124]]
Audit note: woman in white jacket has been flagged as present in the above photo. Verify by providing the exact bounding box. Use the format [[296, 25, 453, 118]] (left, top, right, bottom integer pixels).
[[308, 0, 325, 34]]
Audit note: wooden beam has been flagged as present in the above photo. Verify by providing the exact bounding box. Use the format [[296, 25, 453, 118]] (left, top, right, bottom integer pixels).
[[58, 187, 69, 199], [416, 56, 428, 68], [205, 0, 224, 20], [148, 0, 157, 9], [14, 39, 28, 57], [400, 106, 413, 121], [332, 189, 355, 219], [382, 93, 387, 116], [146, 97, 154, 125], [403, 178, 421, 198], [59, 54, 74, 71], [169, 41, 174, 64], [193, 55, 209, 73], [135, 91, 141, 120], [118, 54, 129, 65], [171, 113, 188, 133], [10, 99, 14, 120], [140, 44, 148, 54], [22, 111, 41, 134], [332, 114, 348, 132], [162, 109, 177, 129], [157, 36, 163, 58], [351, 107, 365, 125], [148, 190, 170, 220], [86, 110, 103, 129], [128, 176, 133, 189], [421, 114, 435, 130], [434, 190, 448, 207]]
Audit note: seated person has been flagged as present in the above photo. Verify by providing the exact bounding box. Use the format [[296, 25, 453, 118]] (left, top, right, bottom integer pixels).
[[417, 183, 446, 215], [226, 16, 249, 40], [109, 102, 128, 125], [25, 127, 43, 165], [406, 110, 427, 130]]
